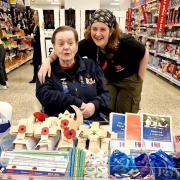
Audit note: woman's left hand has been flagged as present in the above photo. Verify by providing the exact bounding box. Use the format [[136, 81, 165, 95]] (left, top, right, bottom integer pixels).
[[80, 103, 95, 119]]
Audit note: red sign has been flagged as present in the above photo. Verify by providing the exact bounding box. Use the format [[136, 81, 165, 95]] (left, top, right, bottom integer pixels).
[[127, 8, 132, 31], [141, 4, 147, 24], [156, 0, 169, 33]]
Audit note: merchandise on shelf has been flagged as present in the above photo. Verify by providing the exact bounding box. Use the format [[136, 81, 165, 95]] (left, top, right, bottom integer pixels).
[[127, 0, 180, 86], [0, 1, 34, 73]]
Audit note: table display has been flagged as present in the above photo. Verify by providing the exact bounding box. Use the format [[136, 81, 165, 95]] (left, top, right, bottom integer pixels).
[[0, 106, 180, 179]]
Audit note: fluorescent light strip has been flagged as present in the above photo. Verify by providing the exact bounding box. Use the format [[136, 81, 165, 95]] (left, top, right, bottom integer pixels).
[[110, 2, 119, 5]]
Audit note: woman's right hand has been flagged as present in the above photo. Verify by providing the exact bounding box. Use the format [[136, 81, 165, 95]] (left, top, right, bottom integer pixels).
[[80, 102, 95, 119], [38, 57, 52, 84]]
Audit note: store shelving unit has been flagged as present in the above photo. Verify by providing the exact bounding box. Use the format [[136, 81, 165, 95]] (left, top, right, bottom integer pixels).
[[126, 0, 180, 87], [6, 53, 33, 73], [0, 1, 33, 74], [147, 64, 180, 86]]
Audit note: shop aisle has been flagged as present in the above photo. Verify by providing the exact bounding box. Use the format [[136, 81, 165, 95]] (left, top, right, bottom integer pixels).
[[0, 62, 180, 134], [0, 62, 41, 124]]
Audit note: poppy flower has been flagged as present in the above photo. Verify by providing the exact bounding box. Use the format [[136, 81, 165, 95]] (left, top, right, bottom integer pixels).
[[60, 119, 69, 129], [18, 125, 26, 134], [32, 166, 37, 171], [12, 165, 16, 169], [63, 127, 69, 136], [64, 128, 76, 139], [41, 127, 49, 135], [33, 112, 48, 121]]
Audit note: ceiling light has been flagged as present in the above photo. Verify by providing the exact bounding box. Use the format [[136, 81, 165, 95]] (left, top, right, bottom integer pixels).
[[51, 2, 60, 4], [110, 2, 119, 5], [51, 0, 60, 4]]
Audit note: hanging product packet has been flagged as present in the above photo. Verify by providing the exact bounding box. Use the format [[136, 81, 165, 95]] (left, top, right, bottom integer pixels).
[[173, 157, 180, 174], [149, 149, 180, 179], [84, 150, 109, 179], [134, 153, 151, 178], [109, 150, 140, 178]]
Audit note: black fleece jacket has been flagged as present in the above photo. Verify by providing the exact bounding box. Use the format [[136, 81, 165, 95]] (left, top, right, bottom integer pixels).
[[36, 55, 110, 120]]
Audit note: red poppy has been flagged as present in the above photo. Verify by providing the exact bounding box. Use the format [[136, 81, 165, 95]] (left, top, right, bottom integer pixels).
[[63, 127, 69, 136], [32, 166, 37, 170], [12, 165, 16, 169], [41, 127, 49, 135], [33, 112, 48, 121], [64, 128, 76, 139], [60, 119, 69, 129], [18, 125, 26, 134]]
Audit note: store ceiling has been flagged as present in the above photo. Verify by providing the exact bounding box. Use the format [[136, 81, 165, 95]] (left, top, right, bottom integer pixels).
[[30, 0, 123, 10]]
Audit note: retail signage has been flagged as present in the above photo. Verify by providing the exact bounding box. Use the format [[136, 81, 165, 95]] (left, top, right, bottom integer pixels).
[[169, 0, 180, 8], [24, 0, 30, 6], [130, 0, 145, 7], [9, 0, 17, 4], [141, 4, 147, 24], [127, 8, 132, 31], [156, 0, 169, 33], [45, 38, 53, 57]]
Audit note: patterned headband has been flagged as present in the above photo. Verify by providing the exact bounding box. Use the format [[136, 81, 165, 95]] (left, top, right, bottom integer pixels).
[[90, 9, 116, 28]]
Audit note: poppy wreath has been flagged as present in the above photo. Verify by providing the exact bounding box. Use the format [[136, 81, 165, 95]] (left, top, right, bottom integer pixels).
[[18, 125, 26, 134], [63, 127, 76, 140]]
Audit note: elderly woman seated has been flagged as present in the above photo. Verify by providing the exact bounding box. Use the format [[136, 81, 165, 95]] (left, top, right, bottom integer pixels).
[[36, 26, 110, 121]]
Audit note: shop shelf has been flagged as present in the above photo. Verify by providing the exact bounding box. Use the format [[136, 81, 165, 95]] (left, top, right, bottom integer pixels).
[[147, 65, 180, 87], [6, 55, 33, 74]]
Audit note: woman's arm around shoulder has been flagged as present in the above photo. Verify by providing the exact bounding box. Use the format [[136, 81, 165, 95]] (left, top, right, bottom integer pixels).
[[38, 51, 57, 84]]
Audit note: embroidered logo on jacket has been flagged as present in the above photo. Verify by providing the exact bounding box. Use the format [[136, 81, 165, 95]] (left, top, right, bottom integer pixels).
[[60, 78, 69, 93], [79, 75, 95, 86], [86, 74, 95, 85], [114, 65, 125, 72]]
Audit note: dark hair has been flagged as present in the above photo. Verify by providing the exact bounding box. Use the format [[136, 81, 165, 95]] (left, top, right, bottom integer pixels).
[[84, 20, 122, 58], [0, 28, 2, 39], [51, 26, 78, 44]]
